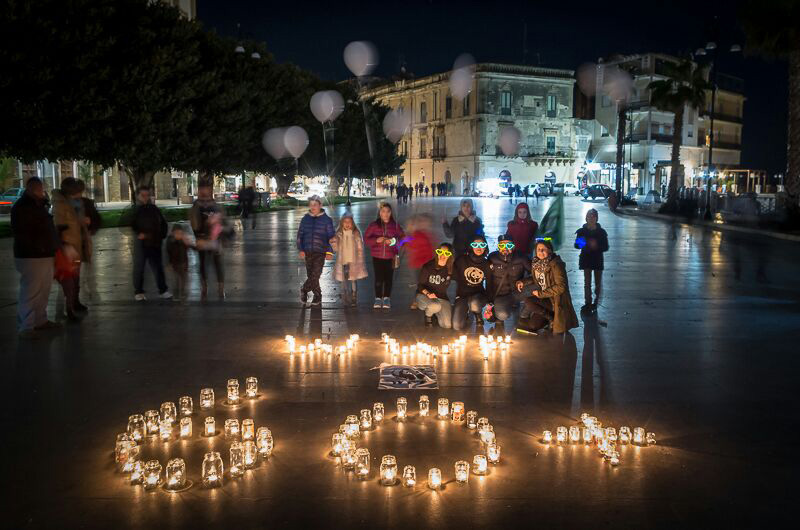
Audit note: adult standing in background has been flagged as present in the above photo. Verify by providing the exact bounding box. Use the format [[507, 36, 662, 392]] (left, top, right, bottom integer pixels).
[[443, 198, 484, 256], [131, 186, 172, 301], [51, 177, 91, 320], [190, 183, 225, 300], [11, 177, 60, 337]]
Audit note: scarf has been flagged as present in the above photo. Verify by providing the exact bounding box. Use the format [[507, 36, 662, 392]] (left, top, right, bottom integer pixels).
[[531, 255, 554, 291]]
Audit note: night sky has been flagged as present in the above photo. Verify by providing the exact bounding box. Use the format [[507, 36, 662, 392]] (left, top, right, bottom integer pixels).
[[198, 0, 788, 176]]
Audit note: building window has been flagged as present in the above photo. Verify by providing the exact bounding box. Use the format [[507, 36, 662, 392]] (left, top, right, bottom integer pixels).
[[601, 95, 611, 108], [420, 102, 427, 123], [601, 125, 609, 137], [500, 91, 512, 115], [546, 136, 556, 155], [687, 124, 694, 138], [463, 94, 470, 116], [419, 137, 427, 158], [433, 92, 439, 119], [547, 95, 557, 117], [445, 96, 452, 119]]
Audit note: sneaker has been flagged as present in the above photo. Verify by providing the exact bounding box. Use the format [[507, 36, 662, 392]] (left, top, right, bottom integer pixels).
[[134, 293, 147, 302], [159, 291, 174, 300], [34, 320, 63, 331], [218, 285, 226, 300], [310, 294, 322, 307], [300, 291, 308, 305], [373, 298, 382, 309], [382, 297, 391, 310]]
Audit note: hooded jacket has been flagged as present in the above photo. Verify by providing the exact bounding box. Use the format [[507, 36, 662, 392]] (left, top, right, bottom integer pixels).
[[505, 203, 539, 257], [364, 219, 404, 260], [296, 208, 335, 254], [443, 199, 484, 256], [486, 250, 530, 300], [522, 254, 579, 333], [575, 223, 609, 270], [417, 259, 452, 300], [453, 242, 490, 298]]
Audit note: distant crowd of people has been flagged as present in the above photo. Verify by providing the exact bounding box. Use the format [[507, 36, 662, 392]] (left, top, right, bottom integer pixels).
[[387, 181, 454, 203]]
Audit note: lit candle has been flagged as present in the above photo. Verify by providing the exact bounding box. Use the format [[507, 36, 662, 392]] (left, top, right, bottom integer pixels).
[[396, 397, 407, 420], [381, 333, 389, 343], [179, 396, 193, 417], [341, 445, 357, 470], [403, 465, 416, 487], [115, 433, 131, 464], [480, 425, 495, 444], [180, 417, 192, 438], [355, 448, 370, 479], [373, 402, 384, 422], [160, 402, 177, 424], [360, 409, 372, 430], [605, 427, 617, 442], [127, 414, 145, 442], [556, 426, 568, 444], [428, 468, 442, 489], [442, 344, 449, 354], [380, 455, 397, 485], [200, 388, 214, 410], [619, 426, 631, 444], [482, 347, 489, 360], [202, 451, 223, 487], [351, 334, 360, 342], [159, 419, 173, 442], [504, 335, 511, 343], [569, 426, 581, 444], [256, 427, 273, 457], [437, 398, 450, 418], [338, 345, 346, 355], [609, 450, 620, 466], [454, 460, 470, 483], [487, 443, 501, 464], [466, 411, 478, 429], [229, 441, 244, 477], [477, 417, 490, 433], [245, 377, 258, 398], [345, 415, 360, 438], [204, 416, 216, 437], [225, 418, 240, 438], [315, 338, 322, 347], [129, 458, 144, 485], [472, 455, 488, 475], [451, 401, 465, 422], [646, 432, 657, 445], [243, 441, 258, 469], [542, 430, 553, 444], [331, 433, 344, 456], [242, 419, 255, 440], [633, 427, 645, 445], [582, 426, 593, 444], [419, 395, 430, 417], [144, 410, 160, 436], [401, 345, 408, 355], [227, 379, 240, 404], [298, 345, 306, 354], [459, 335, 467, 344], [143, 460, 162, 490], [116, 440, 136, 473], [165, 458, 186, 490], [580, 412, 589, 426]]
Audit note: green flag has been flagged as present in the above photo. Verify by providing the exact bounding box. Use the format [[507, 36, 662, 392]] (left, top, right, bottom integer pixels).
[[535, 192, 564, 250]]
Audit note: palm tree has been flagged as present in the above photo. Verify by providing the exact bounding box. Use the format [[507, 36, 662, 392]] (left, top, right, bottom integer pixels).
[[741, 0, 800, 215], [648, 61, 710, 212]]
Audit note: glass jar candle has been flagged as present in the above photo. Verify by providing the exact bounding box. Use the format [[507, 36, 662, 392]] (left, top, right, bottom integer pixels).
[[144, 410, 160, 436], [200, 388, 214, 410], [419, 395, 430, 417], [487, 442, 501, 464], [229, 441, 244, 477], [480, 425, 496, 444], [454, 460, 469, 483], [129, 458, 144, 485], [569, 426, 581, 443], [143, 460, 162, 490], [165, 458, 186, 490], [380, 455, 398, 485], [227, 379, 240, 404], [345, 415, 360, 438], [477, 417, 490, 434], [204, 416, 216, 437], [179, 396, 193, 417], [202, 451, 223, 487], [402, 465, 416, 487], [451, 401, 465, 422], [428, 468, 442, 489], [582, 426, 593, 444], [373, 402, 384, 422], [159, 419, 173, 442], [115, 433, 131, 463], [355, 448, 370, 479], [160, 402, 177, 424], [331, 433, 345, 456], [245, 377, 258, 398], [466, 411, 478, 429], [225, 419, 240, 438], [116, 440, 136, 472], [437, 398, 449, 418], [556, 426, 568, 444], [242, 419, 255, 441], [646, 432, 657, 445], [341, 445, 356, 470], [472, 455, 488, 475], [359, 409, 372, 430], [619, 426, 631, 444], [256, 427, 273, 457], [606, 427, 618, 443], [542, 430, 553, 443], [580, 412, 589, 426], [243, 441, 258, 469], [179, 417, 192, 438], [396, 397, 407, 420], [127, 414, 145, 442], [633, 427, 645, 445]]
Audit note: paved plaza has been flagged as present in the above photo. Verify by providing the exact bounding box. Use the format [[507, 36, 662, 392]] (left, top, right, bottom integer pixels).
[[4, 195, 799, 528]]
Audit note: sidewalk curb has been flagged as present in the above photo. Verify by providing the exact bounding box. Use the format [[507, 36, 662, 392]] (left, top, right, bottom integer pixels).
[[615, 207, 800, 243]]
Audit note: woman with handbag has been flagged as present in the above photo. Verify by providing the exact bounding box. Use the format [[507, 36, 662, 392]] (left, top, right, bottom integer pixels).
[[363, 202, 404, 310]]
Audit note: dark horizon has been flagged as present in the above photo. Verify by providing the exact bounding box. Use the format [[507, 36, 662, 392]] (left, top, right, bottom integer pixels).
[[197, 0, 789, 176]]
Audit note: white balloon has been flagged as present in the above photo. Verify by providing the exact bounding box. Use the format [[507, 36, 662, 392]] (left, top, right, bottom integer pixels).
[[382, 108, 411, 144], [343, 41, 378, 77], [450, 53, 475, 100], [263, 128, 288, 160], [605, 66, 633, 101], [498, 126, 521, 156], [325, 90, 345, 121], [310, 90, 345, 123], [576, 63, 597, 97], [453, 53, 475, 71], [283, 126, 309, 159]]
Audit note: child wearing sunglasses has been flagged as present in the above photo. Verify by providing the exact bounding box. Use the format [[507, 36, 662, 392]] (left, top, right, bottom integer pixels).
[[452, 235, 491, 332], [415, 243, 454, 328]]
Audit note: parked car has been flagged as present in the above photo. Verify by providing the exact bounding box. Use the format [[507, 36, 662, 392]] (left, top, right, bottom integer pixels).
[[0, 187, 24, 213], [581, 184, 614, 200], [288, 182, 307, 196], [553, 183, 580, 196], [525, 183, 550, 197]]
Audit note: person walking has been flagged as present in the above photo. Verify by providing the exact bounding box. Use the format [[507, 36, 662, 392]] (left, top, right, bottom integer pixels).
[[443, 198, 484, 256], [523, 185, 529, 203], [364, 202, 404, 310], [331, 212, 367, 307], [415, 243, 454, 328], [484, 234, 530, 334], [166, 224, 191, 301], [403, 213, 435, 310], [238, 184, 257, 230], [190, 183, 225, 300], [296, 195, 335, 307], [515, 239, 579, 335], [533, 185, 540, 203], [574, 208, 609, 312], [452, 235, 491, 332], [51, 177, 91, 319], [505, 202, 539, 259], [11, 177, 60, 337], [131, 186, 172, 301]]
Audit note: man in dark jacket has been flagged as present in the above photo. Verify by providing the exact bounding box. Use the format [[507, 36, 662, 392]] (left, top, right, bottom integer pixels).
[[238, 185, 257, 230], [443, 198, 484, 256], [574, 208, 609, 312], [296, 195, 335, 307], [452, 235, 491, 332], [484, 234, 530, 333], [11, 177, 60, 337], [131, 187, 171, 301]]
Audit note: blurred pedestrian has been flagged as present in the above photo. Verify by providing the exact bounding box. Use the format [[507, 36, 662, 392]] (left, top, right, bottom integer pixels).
[[574, 208, 609, 312], [403, 213, 435, 309], [166, 224, 191, 300], [238, 184, 257, 230], [131, 186, 171, 301], [425, 185, 429, 197], [505, 202, 539, 258], [415, 243, 454, 328], [452, 235, 491, 332], [364, 202, 404, 310], [443, 198, 484, 256], [523, 185, 529, 203], [51, 177, 91, 319], [190, 183, 225, 300], [296, 195, 335, 307], [331, 212, 367, 307], [11, 177, 60, 337]]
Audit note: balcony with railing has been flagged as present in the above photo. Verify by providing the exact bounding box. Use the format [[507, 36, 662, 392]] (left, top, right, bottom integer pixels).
[[700, 110, 743, 124], [432, 147, 447, 159], [627, 133, 674, 144]]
